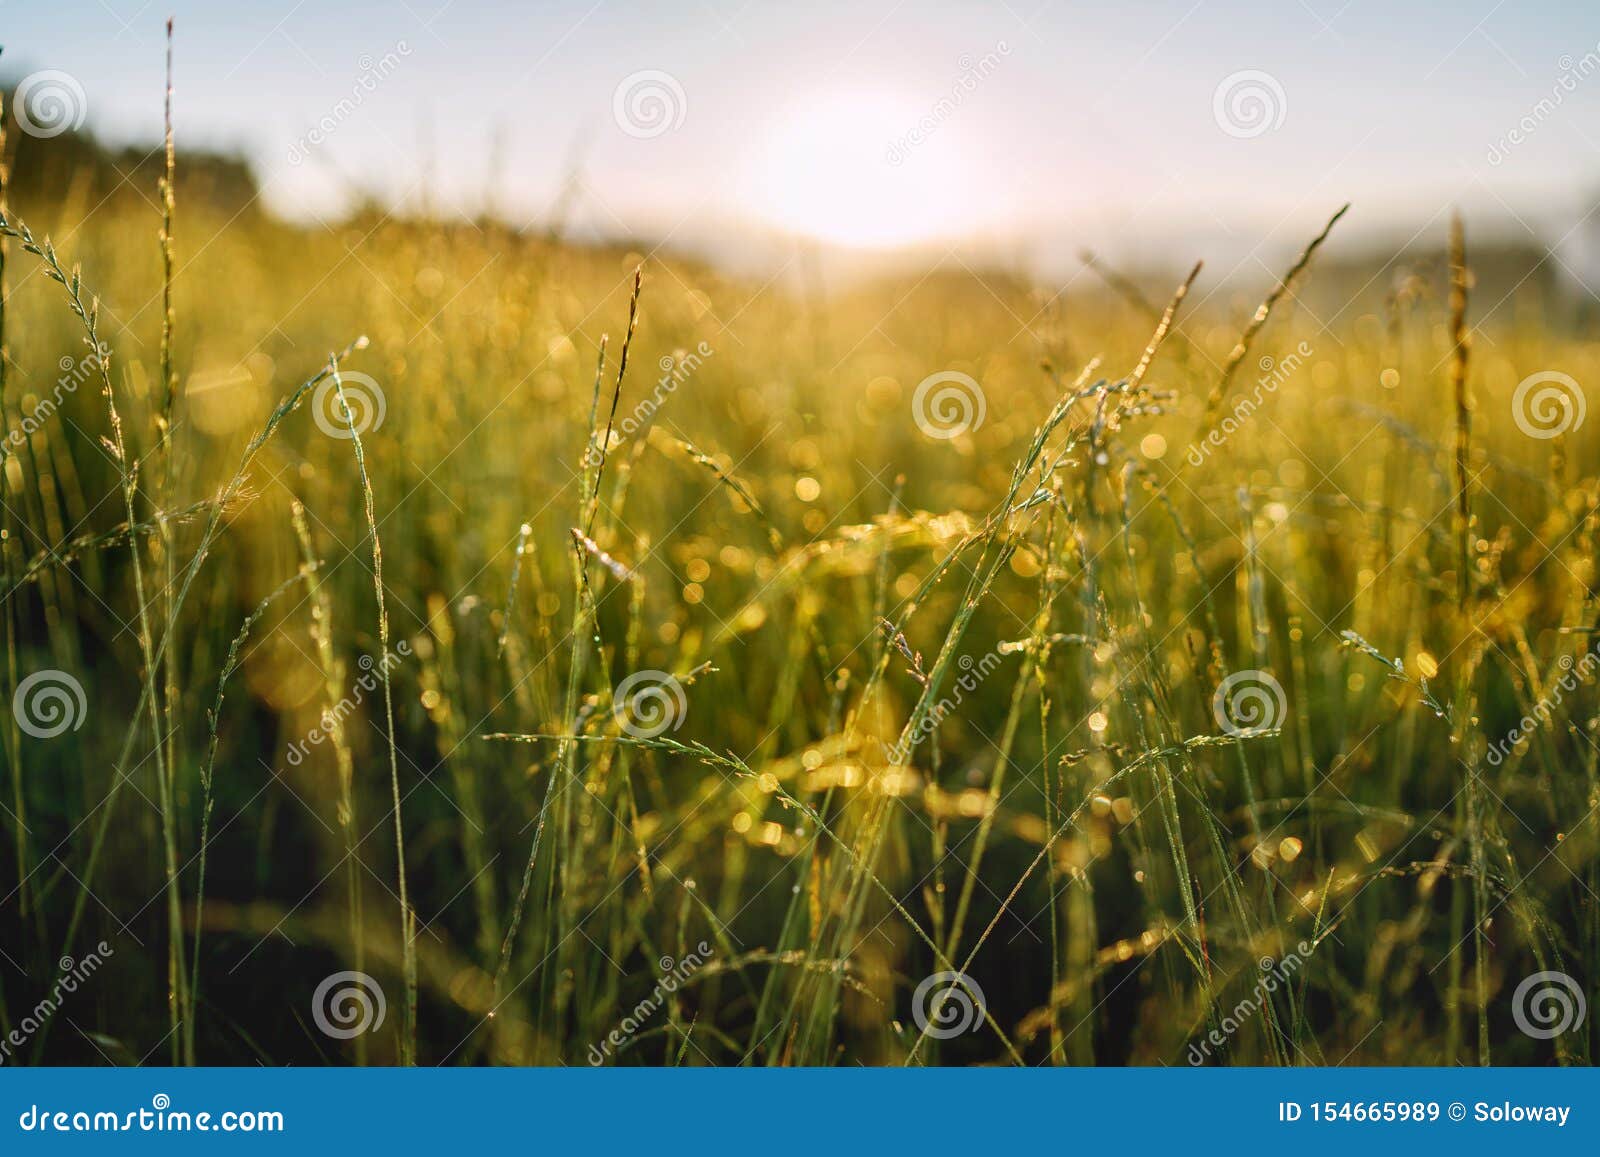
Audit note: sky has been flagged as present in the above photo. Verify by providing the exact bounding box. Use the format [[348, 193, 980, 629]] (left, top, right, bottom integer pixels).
[[5, 0, 1600, 278]]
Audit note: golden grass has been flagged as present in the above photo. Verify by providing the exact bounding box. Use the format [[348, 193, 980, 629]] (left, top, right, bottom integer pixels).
[[0, 178, 1596, 1066]]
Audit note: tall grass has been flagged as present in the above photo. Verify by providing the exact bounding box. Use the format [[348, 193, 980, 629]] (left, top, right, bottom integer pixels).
[[0, 70, 1595, 1069]]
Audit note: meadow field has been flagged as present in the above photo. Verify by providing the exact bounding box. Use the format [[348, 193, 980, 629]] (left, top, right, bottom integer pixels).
[[1, 94, 1598, 1069]]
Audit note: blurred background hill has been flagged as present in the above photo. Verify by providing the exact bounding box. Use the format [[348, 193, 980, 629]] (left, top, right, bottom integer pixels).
[[6, 96, 1595, 335]]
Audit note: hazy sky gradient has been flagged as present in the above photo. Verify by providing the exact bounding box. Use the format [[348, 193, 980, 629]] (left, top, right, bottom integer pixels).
[[7, 1, 1600, 275]]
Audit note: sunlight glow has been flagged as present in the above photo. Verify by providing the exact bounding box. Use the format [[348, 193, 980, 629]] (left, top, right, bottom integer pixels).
[[742, 88, 976, 248]]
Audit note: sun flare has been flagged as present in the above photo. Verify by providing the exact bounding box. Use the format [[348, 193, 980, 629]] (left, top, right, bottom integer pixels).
[[742, 88, 974, 248]]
